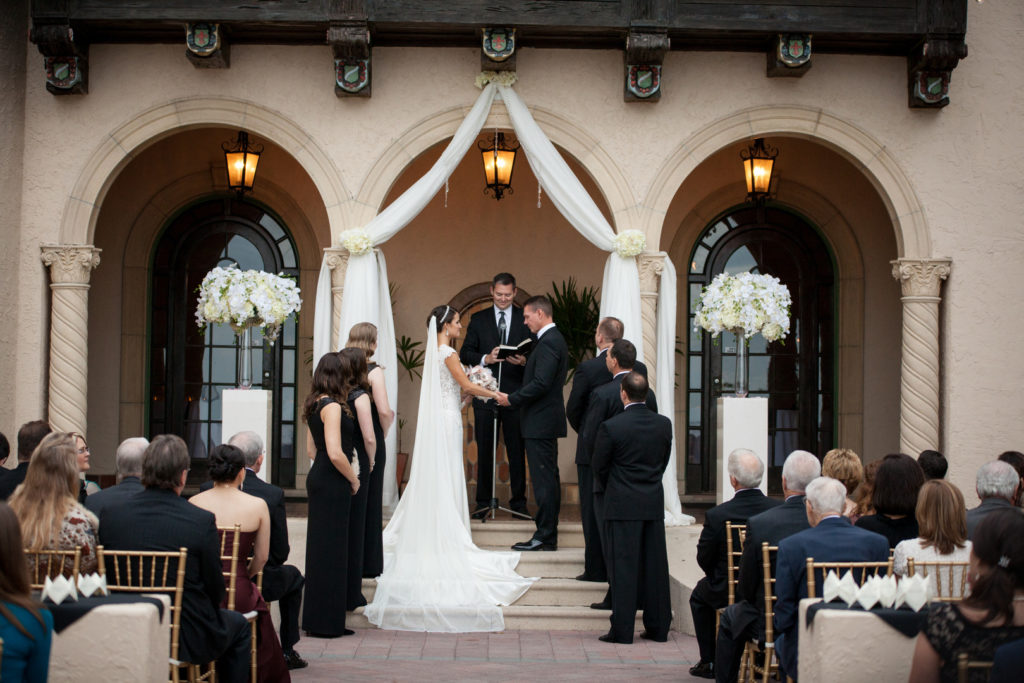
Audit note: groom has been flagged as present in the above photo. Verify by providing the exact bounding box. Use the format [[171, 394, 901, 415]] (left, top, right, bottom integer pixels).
[[498, 295, 569, 551]]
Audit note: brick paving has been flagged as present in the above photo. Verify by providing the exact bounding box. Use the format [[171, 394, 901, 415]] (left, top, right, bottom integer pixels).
[[290, 628, 707, 682]]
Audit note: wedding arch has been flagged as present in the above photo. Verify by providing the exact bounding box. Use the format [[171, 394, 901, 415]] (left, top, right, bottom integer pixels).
[[311, 75, 691, 526]]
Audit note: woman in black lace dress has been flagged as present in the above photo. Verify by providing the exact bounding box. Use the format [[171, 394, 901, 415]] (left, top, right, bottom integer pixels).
[[909, 508, 1024, 682]]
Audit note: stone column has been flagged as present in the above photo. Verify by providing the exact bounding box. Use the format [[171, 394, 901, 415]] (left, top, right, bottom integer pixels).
[[324, 247, 350, 351], [637, 252, 665, 393], [40, 245, 102, 434], [891, 257, 951, 455]]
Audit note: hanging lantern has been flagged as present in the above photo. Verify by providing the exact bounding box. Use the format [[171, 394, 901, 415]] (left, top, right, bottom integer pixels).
[[479, 131, 519, 200], [222, 131, 263, 196], [740, 138, 778, 205]]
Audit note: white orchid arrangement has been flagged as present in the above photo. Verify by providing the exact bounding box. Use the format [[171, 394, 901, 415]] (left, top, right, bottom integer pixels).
[[613, 229, 647, 257], [195, 266, 302, 342], [475, 71, 518, 89], [693, 272, 791, 342], [339, 228, 374, 256]]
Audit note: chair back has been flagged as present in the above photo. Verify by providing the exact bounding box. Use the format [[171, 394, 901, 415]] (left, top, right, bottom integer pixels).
[[805, 558, 894, 598], [725, 522, 747, 606], [24, 547, 82, 590], [957, 652, 993, 683], [761, 543, 780, 646], [216, 525, 243, 611], [907, 558, 970, 601]]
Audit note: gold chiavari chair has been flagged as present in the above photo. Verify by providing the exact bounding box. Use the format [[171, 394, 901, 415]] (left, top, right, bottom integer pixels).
[[739, 543, 781, 683], [717, 522, 747, 633], [906, 558, 970, 601], [217, 525, 259, 683], [805, 558, 894, 598], [98, 545, 213, 683], [23, 547, 82, 590], [957, 652, 994, 683]]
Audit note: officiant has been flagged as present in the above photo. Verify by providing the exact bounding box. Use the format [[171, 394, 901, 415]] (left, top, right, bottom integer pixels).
[[460, 272, 531, 518]]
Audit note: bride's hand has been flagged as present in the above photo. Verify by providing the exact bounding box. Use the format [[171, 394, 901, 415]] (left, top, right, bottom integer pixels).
[[349, 477, 360, 494]]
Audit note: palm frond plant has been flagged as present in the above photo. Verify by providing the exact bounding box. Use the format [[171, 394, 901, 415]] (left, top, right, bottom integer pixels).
[[395, 334, 425, 380], [547, 278, 601, 383]]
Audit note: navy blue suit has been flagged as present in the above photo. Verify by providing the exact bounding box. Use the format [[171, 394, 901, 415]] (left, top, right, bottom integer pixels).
[[773, 516, 889, 680], [84, 475, 144, 519]]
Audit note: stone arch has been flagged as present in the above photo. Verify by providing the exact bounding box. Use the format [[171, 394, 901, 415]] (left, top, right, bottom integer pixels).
[[60, 96, 350, 245], [644, 105, 930, 259]]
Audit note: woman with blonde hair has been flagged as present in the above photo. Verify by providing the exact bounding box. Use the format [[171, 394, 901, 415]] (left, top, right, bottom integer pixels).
[[70, 432, 101, 502], [894, 479, 972, 595], [8, 432, 99, 574], [344, 322, 394, 578], [822, 448, 864, 518]]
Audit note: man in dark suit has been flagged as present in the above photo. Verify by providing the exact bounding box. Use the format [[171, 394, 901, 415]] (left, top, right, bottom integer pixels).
[[84, 437, 147, 518], [498, 295, 569, 551], [0, 420, 51, 500], [688, 448, 779, 679], [99, 435, 251, 682], [459, 272, 531, 518], [713, 450, 821, 683], [966, 460, 1019, 539], [773, 476, 890, 680], [592, 372, 673, 644]]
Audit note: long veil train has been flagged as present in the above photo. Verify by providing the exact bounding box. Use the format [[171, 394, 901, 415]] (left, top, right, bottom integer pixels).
[[363, 316, 537, 632]]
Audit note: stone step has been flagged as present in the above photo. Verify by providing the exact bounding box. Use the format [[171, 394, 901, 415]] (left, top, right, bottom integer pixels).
[[346, 604, 643, 631], [469, 520, 585, 549], [509, 547, 585, 579], [360, 577, 608, 607]]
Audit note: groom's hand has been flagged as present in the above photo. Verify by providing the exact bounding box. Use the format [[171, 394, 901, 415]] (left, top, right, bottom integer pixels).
[[495, 392, 511, 407], [484, 346, 502, 364], [506, 354, 527, 366]]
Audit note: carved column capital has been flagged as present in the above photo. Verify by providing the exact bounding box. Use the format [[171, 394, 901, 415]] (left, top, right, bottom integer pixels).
[[41, 245, 101, 285], [637, 251, 666, 391], [891, 258, 951, 299], [638, 251, 665, 293], [324, 247, 350, 350]]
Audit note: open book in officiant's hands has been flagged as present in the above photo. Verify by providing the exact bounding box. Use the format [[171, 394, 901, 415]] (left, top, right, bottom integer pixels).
[[495, 338, 533, 360]]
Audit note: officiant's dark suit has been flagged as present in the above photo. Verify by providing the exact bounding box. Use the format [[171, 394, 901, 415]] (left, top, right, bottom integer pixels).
[[460, 299, 530, 513], [592, 377, 673, 644]]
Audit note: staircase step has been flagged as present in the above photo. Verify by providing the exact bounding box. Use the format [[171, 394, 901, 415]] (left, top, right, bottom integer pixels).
[[508, 547, 585, 578], [347, 604, 642, 631], [470, 520, 585, 549], [360, 577, 608, 607]]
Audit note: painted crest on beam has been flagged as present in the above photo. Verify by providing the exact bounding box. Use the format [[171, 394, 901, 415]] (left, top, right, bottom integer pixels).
[[186, 23, 221, 56], [336, 58, 370, 93], [45, 56, 85, 91], [482, 28, 516, 62], [626, 65, 661, 99]]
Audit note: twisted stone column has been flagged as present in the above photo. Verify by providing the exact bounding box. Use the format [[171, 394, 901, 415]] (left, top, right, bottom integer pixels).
[[637, 252, 665, 392], [40, 245, 101, 434], [324, 247, 350, 351], [891, 258, 951, 455]]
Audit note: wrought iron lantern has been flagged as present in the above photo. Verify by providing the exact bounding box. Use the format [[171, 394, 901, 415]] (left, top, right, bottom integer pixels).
[[740, 138, 778, 205], [479, 131, 519, 200], [222, 131, 263, 196]]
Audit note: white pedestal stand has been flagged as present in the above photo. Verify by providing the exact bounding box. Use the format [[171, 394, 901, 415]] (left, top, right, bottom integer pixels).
[[716, 396, 769, 504], [222, 389, 273, 482]]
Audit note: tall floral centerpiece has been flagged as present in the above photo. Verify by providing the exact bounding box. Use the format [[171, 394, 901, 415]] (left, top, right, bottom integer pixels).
[[196, 266, 302, 388], [693, 272, 791, 397]]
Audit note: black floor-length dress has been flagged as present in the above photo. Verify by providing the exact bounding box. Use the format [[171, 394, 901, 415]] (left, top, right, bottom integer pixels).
[[346, 388, 372, 610], [362, 362, 387, 578]]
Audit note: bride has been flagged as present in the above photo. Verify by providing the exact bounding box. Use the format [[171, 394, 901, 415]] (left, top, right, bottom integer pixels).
[[363, 305, 537, 632]]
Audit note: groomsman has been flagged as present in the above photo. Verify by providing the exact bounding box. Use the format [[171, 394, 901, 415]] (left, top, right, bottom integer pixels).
[[498, 295, 569, 551], [592, 372, 673, 644], [460, 272, 531, 517]]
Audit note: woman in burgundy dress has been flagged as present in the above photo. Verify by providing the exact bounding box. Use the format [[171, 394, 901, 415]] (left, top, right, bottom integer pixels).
[[190, 444, 290, 682]]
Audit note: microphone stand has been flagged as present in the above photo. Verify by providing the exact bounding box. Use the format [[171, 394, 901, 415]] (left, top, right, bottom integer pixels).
[[474, 359, 532, 523]]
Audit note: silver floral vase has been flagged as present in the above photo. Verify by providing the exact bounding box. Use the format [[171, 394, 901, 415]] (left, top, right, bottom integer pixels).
[[236, 325, 255, 389], [733, 328, 749, 398]]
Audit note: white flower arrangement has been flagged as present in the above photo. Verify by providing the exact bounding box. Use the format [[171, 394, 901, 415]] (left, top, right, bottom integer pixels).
[[463, 365, 498, 407], [339, 228, 374, 256], [475, 71, 518, 89], [612, 229, 647, 257], [195, 266, 302, 342], [693, 272, 791, 342]]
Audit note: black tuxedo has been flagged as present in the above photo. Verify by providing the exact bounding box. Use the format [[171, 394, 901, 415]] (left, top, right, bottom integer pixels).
[[591, 404, 673, 642], [508, 325, 569, 545], [689, 488, 779, 664], [566, 350, 649, 446], [0, 461, 28, 500], [98, 488, 251, 680], [460, 305, 530, 509], [84, 475, 143, 519]]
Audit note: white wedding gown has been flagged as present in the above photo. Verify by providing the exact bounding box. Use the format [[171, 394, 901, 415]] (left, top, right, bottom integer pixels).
[[363, 323, 537, 632]]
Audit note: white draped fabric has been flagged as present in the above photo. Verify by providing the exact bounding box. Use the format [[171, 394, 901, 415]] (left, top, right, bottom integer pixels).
[[311, 79, 689, 522]]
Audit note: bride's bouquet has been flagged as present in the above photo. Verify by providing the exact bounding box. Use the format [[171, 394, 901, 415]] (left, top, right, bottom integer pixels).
[[195, 265, 302, 342], [693, 271, 791, 341], [463, 365, 498, 406]]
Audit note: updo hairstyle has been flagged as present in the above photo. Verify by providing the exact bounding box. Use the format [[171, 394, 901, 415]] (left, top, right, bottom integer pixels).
[[427, 305, 457, 332], [208, 444, 246, 483]]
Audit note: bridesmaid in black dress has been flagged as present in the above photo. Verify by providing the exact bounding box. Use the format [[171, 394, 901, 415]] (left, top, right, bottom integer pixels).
[[344, 323, 394, 578], [301, 353, 361, 637], [337, 348, 377, 610]]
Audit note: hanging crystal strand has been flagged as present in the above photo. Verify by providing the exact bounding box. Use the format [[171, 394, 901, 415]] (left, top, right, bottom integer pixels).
[[444, 178, 449, 208], [537, 183, 542, 209]]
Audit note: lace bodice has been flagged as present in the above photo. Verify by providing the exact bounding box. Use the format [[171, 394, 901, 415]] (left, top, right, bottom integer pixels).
[[438, 344, 462, 413]]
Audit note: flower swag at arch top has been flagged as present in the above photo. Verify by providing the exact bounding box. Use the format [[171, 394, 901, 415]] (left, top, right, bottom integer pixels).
[[312, 74, 692, 526]]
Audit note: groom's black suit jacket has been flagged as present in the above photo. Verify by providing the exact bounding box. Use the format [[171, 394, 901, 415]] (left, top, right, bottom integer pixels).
[[592, 404, 672, 520], [509, 326, 568, 439], [460, 304, 530, 410]]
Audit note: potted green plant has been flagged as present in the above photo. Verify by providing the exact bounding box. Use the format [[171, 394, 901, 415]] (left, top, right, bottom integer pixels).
[[393, 334, 425, 493], [547, 277, 601, 383]]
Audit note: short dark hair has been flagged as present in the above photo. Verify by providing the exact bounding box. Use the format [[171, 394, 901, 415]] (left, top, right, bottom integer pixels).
[[523, 295, 552, 318], [0, 432, 8, 464], [141, 434, 190, 491], [621, 371, 648, 403], [997, 451, 1024, 482], [918, 450, 948, 480], [492, 272, 516, 288], [871, 453, 925, 516], [597, 317, 624, 342], [208, 444, 246, 483], [17, 421, 52, 462], [608, 339, 637, 370]]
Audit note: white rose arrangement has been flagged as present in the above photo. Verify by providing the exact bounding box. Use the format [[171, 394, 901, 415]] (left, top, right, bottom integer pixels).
[[475, 71, 518, 89], [693, 272, 791, 342], [463, 365, 498, 407], [339, 228, 374, 256], [612, 230, 646, 258], [195, 266, 302, 342]]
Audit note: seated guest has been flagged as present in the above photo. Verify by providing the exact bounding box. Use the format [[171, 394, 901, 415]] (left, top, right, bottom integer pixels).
[[894, 479, 972, 598], [821, 448, 862, 518], [98, 435, 251, 683], [774, 477, 889, 681], [0, 421, 51, 500], [849, 458, 882, 524], [714, 450, 821, 683], [71, 432, 101, 502], [991, 637, 1024, 683], [9, 432, 99, 574], [0, 502, 54, 683], [201, 431, 307, 670], [688, 449, 779, 679], [966, 460, 1019, 540], [919, 449, 949, 481], [84, 437, 148, 518], [996, 451, 1024, 507], [0, 430, 9, 478], [855, 453, 925, 548], [191, 445, 290, 683], [909, 509, 1024, 683]]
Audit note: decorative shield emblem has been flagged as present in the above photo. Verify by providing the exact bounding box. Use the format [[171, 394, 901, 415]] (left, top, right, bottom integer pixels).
[[914, 71, 950, 104], [45, 57, 82, 89], [778, 34, 812, 67], [335, 58, 369, 93], [627, 65, 661, 98], [186, 23, 220, 56], [482, 28, 516, 62]]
